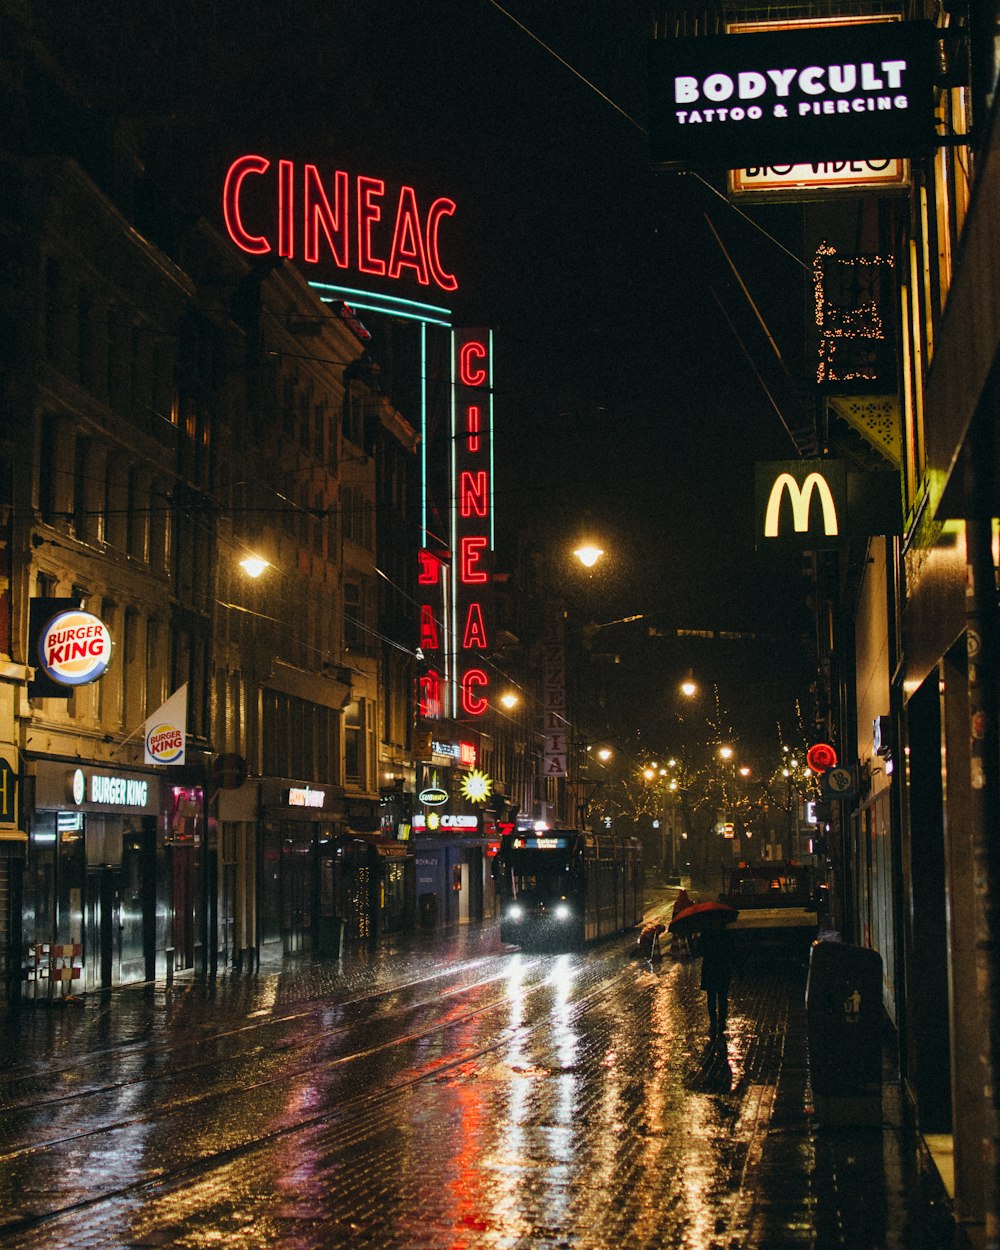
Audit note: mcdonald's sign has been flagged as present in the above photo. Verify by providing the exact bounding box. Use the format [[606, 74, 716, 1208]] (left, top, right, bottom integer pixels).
[[755, 460, 846, 546], [754, 460, 901, 546]]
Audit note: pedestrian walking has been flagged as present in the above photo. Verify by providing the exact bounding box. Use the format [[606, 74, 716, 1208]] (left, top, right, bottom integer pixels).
[[695, 916, 740, 1039]]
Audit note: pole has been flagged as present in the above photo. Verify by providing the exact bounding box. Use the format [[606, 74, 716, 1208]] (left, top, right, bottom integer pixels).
[[967, 506, 1000, 1249]]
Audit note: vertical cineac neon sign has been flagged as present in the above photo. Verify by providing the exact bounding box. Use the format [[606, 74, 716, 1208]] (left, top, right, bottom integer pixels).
[[451, 329, 494, 718]]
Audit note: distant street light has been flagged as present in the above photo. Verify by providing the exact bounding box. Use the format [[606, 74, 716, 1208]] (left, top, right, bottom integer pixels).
[[597, 747, 612, 762], [718, 745, 734, 761], [499, 692, 519, 710], [680, 676, 698, 698]]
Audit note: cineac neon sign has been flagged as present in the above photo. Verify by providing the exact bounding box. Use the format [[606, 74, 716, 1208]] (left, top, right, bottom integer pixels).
[[222, 155, 458, 292], [452, 331, 494, 717]]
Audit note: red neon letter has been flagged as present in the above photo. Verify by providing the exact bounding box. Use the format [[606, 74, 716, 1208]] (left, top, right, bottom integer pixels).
[[277, 160, 294, 258], [420, 605, 439, 650], [465, 405, 480, 453], [462, 603, 488, 650], [304, 166, 348, 266], [460, 536, 489, 583], [459, 340, 488, 387], [223, 155, 271, 255], [388, 186, 430, 285], [427, 198, 458, 292], [418, 549, 441, 584], [461, 668, 488, 716], [419, 670, 442, 719], [357, 177, 387, 277], [459, 471, 489, 518]]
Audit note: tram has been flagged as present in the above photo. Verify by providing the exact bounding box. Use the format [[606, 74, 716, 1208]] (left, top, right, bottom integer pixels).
[[494, 828, 643, 949]]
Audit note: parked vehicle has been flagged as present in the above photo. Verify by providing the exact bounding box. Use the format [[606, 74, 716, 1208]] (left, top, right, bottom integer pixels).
[[721, 861, 820, 948]]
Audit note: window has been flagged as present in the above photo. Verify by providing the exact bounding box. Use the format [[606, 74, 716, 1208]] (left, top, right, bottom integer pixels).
[[73, 436, 89, 538], [344, 582, 362, 649], [77, 292, 94, 391], [44, 258, 62, 362], [344, 700, 361, 784]]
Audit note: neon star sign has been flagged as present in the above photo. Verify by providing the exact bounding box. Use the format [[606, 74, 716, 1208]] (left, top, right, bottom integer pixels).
[[460, 769, 493, 804]]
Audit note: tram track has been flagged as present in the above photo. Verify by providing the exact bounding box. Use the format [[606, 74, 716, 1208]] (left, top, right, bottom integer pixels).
[[0, 949, 633, 1244], [0, 954, 516, 1115], [0, 952, 506, 1094]]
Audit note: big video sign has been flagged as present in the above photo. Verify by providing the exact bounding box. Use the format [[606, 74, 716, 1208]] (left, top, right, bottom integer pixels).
[[649, 20, 937, 170]]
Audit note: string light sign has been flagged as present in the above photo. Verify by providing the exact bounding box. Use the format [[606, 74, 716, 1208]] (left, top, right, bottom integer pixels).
[[222, 155, 458, 291]]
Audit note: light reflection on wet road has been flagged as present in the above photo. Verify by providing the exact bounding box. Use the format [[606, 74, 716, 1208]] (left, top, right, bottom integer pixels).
[[0, 913, 962, 1250]]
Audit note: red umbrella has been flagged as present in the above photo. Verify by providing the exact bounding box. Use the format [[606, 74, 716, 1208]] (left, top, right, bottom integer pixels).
[[668, 900, 739, 932]]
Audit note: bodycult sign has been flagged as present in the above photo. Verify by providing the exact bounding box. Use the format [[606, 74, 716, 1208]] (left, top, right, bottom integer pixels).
[[649, 21, 937, 169]]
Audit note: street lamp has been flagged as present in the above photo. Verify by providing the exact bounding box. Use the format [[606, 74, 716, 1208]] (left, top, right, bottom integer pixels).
[[499, 691, 519, 710], [239, 553, 270, 578], [573, 543, 604, 569]]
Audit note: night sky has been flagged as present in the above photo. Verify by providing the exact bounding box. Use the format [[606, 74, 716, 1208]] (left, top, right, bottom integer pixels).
[[34, 0, 818, 752]]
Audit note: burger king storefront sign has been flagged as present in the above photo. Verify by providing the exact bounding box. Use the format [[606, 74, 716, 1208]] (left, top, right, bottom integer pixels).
[[37, 609, 113, 687]]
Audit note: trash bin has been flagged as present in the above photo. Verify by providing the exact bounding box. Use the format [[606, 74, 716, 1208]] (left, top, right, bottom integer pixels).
[[318, 916, 345, 959], [806, 939, 883, 1126], [418, 892, 438, 929]]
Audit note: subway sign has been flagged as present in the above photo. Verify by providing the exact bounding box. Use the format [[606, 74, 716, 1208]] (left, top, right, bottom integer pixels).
[[649, 21, 937, 170]]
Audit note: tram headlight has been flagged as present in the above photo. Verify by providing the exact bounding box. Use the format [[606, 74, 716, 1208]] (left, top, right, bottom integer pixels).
[[507, 904, 524, 922], [554, 903, 571, 921]]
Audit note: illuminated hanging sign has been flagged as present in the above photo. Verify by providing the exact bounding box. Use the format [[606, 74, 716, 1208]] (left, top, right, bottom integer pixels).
[[806, 743, 838, 773], [460, 769, 493, 804], [419, 787, 449, 806], [417, 552, 447, 721], [37, 609, 113, 687], [451, 329, 494, 718], [287, 787, 326, 808], [730, 158, 908, 199], [755, 460, 901, 546], [755, 460, 845, 545], [648, 21, 937, 170], [222, 155, 458, 291], [542, 604, 568, 778]]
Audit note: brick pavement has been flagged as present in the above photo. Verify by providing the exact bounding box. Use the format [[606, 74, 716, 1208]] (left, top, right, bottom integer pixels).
[[0, 882, 972, 1250]]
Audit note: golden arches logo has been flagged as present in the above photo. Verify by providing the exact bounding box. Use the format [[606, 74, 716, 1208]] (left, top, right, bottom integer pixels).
[[764, 471, 839, 537]]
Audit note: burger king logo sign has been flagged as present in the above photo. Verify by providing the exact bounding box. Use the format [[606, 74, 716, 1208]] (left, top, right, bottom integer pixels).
[[145, 723, 185, 765], [37, 609, 113, 687]]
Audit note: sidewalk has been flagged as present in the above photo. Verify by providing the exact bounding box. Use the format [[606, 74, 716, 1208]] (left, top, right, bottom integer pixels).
[[652, 880, 972, 1250]]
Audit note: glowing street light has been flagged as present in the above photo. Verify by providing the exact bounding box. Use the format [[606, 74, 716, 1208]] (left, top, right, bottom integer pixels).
[[718, 745, 734, 762], [239, 554, 270, 578], [499, 692, 519, 710], [597, 747, 612, 762], [573, 544, 604, 569]]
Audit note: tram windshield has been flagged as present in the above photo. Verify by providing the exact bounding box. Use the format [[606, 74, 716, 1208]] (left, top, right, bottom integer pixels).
[[502, 834, 577, 901]]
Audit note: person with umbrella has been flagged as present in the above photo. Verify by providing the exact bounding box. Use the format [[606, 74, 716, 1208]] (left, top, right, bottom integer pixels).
[[669, 901, 740, 1039]]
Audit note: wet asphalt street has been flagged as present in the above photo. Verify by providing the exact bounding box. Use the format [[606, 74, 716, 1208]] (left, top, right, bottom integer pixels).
[[0, 887, 966, 1250]]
